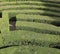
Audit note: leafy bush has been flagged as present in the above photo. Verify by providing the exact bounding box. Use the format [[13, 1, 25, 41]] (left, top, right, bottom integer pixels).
[[0, 45, 60, 54], [16, 21, 60, 35], [16, 14, 60, 25], [2, 30, 60, 48]]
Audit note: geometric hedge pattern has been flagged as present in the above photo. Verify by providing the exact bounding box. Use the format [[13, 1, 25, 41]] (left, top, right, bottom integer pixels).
[[0, 0, 60, 54]]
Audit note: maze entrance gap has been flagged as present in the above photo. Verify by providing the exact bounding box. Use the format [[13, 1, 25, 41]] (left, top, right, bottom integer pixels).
[[0, 12, 2, 18], [9, 16, 16, 31]]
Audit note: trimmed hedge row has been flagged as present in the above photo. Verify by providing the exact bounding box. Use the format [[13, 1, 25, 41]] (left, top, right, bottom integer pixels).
[[3, 10, 60, 18], [1, 0, 60, 3], [4, 10, 60, 18], [16, 21, 60, 35], [2, 30, 60, 48], [0, 1, 60, 18], [0, 1, 60, 8], [0, 45, 60, 54], [16, 14, 60, 25], [1, 5, 60, 13], [0, 0, 60, 14]]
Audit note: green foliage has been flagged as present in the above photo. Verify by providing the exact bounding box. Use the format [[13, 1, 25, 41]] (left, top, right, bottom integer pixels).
[[0, 6, 60, 17], [0, 34, 4, 47], [1, 0, 60, 2], [16, 21, 60, 35], [2, 30, 60, 47], [0, 1, 60, 6], [0, 0, 60, 17], [0, 0, 60, 54], [16, 14, 60, 24], [1, 12, 9, 33], [0, 46, 60, 54]]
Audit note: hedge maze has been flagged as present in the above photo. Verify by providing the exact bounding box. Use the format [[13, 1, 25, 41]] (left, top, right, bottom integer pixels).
[[0, 0, 60, 54]]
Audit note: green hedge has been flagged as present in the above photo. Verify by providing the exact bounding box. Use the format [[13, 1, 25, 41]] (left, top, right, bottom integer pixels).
[[16, 14, 60, 24], [0, 0, 60, 17], [2, 30, 60, 48], [1, 5, 60, 13], [0, 1, 60, 7], [3, 9, 60, 19], [1, 0, 60, 3], [0, 34, 4, 47], [1, 12, 9, 33], [0, 45, 60, 54], [16, 21, 60, 35]]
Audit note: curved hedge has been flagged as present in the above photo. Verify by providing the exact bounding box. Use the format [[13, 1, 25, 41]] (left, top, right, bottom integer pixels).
[[0, 0, 60, 53], [0, 46, 60, 54], [15, 21, 60, 35], [2, 30, 60, 48], [16, 14, 60, 26]]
